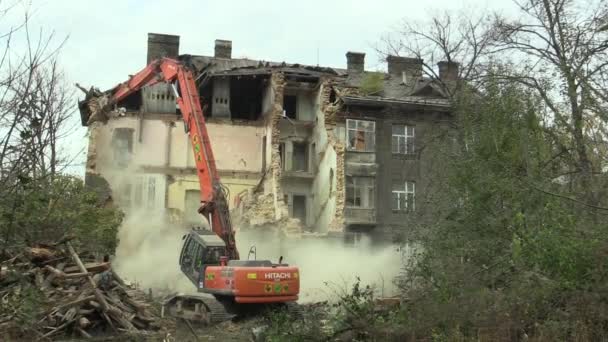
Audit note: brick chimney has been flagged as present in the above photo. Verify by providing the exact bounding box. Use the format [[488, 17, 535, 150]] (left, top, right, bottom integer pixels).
[[437, 61, 459, 81], [346, 51, 365, 73], [147, 33, 180, 64], [214, 39, 232, 59], [386, 55, 423, 82]]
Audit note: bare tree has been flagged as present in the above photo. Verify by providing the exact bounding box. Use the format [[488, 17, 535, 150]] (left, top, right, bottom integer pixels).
[[0, 4, 71, 191], [493, 0, 608, 190], [0, 3, 75, 248], [377, 9, 498, 98]]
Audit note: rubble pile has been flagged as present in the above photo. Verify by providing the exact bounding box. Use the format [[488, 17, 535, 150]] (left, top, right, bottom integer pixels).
[[0, 238, 167, 340]]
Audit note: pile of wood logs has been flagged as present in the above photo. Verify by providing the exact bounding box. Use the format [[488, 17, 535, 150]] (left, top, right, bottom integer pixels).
[[0, 238, 166, 339]]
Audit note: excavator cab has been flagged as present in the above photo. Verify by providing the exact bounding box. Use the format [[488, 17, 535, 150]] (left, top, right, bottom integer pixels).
[[179, 230, 226, 289]]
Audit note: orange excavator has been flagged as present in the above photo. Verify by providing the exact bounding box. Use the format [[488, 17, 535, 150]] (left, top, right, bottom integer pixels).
[[79, 58, 300, 322]]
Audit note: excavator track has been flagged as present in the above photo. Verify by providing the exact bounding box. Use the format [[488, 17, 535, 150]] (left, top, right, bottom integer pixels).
[[162, 293, 235, 324], [163, 293, 303, 324]]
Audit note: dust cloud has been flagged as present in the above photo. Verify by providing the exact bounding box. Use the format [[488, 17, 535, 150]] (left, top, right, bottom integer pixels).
[[113, 210, 194, 294], [236, 230, 407, 303], [113, 212, 408, 303]]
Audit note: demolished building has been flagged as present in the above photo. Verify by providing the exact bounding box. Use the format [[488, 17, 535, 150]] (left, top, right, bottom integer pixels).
[[80, 33, 455, 242]]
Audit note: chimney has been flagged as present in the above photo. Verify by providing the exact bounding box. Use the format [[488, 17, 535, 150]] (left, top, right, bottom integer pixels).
[[147, 33, 180, 64], [437, 61, 459, 81], [214, 39, 232, 59], [386, 55, 423, 82], [346, 51, 365, 73]]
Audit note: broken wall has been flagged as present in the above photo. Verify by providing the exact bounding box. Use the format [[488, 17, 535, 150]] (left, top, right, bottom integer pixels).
[[310, 81, 339, 233]]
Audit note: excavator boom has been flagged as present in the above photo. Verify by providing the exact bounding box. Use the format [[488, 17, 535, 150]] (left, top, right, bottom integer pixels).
[[82, 58, 237, 259], [80, 57, 299, 322]]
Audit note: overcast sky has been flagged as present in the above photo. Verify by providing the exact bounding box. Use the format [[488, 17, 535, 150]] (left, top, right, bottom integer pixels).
[[3, 0, 517, 176]]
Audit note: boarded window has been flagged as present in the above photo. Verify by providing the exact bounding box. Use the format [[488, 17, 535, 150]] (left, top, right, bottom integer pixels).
[[347, 119, 375, 152], [346, 176, 375, 208], [392, 181, 415, 212], [392, 124, 415, 154]]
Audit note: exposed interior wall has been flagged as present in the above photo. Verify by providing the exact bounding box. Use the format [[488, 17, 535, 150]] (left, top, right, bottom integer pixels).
[[283, 87, 315, 122], [268, 72, 288, 221], [166, 174, 258, 225], [322, 82, 348, 232], [310, 81, 339, 233], [169, 120, 264, 172]]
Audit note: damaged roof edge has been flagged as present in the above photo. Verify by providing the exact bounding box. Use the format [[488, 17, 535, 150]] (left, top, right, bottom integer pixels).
[[341, 95, 452, 111]]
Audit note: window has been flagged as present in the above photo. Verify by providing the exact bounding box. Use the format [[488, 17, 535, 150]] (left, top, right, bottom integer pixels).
[[283, 95, 297, 119], [134, 177, 143, 208], [392, 181, 415, 212], [347, 119, 375, 152], [346, 176, 375, 208], [292, 195, 307, 225], [111, 128, 134, 168], [392, 124, 415, 154], [292, 142, 308, 171], [147, 177, 156, 209]]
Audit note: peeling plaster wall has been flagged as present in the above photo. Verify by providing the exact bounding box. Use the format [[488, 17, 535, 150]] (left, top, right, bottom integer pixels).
[[88, 117, 168, 168], [86, 119, 167, 213], [86, 114, 265, 222]]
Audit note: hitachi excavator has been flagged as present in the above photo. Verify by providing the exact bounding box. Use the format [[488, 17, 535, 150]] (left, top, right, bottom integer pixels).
[[79, 58, 300, 323]]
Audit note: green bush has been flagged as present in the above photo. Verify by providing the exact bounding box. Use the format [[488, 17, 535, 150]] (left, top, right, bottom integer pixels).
[[0, 174, 123, 254]]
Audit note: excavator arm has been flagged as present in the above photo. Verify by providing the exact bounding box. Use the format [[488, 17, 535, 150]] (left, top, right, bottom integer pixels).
[[82, 58, 238, 260]]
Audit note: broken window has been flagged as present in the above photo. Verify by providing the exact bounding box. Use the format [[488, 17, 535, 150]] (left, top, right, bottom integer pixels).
[[347, 119, 375, 152], [111, 128, 134, 168], [292, 195, 307, 225], [392, 181, 415, 212], [392, 124, 415, 154], [292, 142, 308, 172], [229, 76, 264, 120], [118, 91, 142, 111], [346, 176, 375, 208], [283, 95, 297, 119]]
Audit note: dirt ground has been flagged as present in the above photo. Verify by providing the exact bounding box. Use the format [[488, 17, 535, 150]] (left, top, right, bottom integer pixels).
[[172, 317, 265, 342]]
